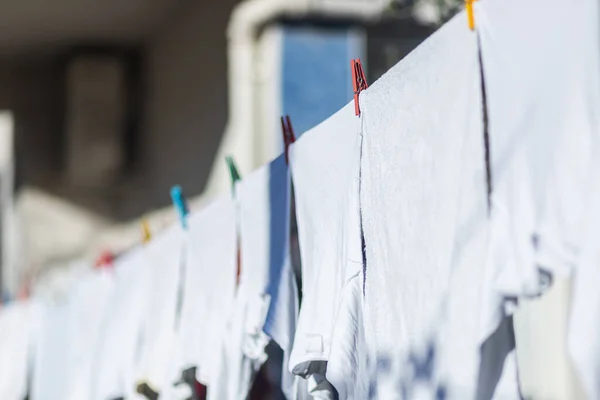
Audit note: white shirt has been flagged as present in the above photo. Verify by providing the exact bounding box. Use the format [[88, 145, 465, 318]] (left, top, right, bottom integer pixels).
[[92, 247, 151, 400], [477, 0, 600, 397], [166, 194, 238, 389], [288, 101, 363, 394], [359, 12, 518, 398], [207, 154, 300, 400], [136, 225, 187, 394]]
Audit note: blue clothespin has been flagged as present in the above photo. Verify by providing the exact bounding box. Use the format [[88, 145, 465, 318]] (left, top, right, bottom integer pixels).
[[170, 185, 189, 230]]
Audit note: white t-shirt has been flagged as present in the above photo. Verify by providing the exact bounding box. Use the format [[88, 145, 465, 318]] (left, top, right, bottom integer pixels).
[[478, 0, 598, 287], [161, 193, 238, 390], [288, 101, 363, 386], [477, 0, 600, 397], [207, 154, 300, 400], [0, 301, 38, 400], [325, 273, 369, 400], [135, 224, 187, 394], [91, 247, 151, 400], [359, 12, 519, 399]]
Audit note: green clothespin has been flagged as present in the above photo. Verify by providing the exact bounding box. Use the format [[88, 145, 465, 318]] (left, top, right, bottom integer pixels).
[[225, 156, 242, 190]]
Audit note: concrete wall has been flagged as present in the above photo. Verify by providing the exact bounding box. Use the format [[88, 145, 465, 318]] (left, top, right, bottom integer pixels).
[[141, 0, 241, 208]]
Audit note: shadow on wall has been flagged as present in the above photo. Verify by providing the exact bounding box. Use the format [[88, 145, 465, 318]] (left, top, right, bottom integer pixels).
[[8, 0, 242, 222]]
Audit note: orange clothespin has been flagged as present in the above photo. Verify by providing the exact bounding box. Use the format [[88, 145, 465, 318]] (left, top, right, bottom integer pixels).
[[141, 219, 152, 244], [351, 58, 368, 117], [466, 0, 475, 31], [95, 250, 114, 269], [281, 115, 296, 165]]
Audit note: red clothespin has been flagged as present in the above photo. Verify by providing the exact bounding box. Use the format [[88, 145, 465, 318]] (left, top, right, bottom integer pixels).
[[95, 250, 114, 270], [281, 115, 296, 165], [351, 58, 368, 116]]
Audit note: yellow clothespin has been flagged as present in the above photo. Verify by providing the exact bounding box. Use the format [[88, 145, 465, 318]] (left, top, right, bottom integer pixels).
[[466, 0, 476, 31], [141, 219, 152, 244]]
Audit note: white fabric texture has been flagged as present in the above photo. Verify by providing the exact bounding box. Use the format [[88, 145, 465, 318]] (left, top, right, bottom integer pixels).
[[136, 225, 187, 394], [30, 299, 71, 399], [31, 268, 115, 400], [0, 301, 38, 400], [173, 194, 238, 388], [477, 0, 599, 287], [288, 100, 363, 386], [477, 0, 600, 397], [64, 269, 116, 400], [360, 12, 520, 399], [207, 154, 300, 400], [326, 272, 369, 400], [569, 159, 600, 400], [91, 247, 150, 400], [159, 194, 237, 398]]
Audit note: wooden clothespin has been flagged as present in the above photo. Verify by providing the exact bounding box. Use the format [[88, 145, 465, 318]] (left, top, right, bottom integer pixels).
[[170, 185, 189, 230], [466, 0, 476, 31], [351, 58, 368, 116], [225, 156, 242, 190], [281, 115, 296, 165], [141, 219, 152, 244]]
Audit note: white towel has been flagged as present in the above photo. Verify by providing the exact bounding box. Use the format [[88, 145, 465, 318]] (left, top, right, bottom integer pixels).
[[0, 301, 38, 400], [359, 12, 520, 398], [477, 0, 600, 397], [288, 101, 363, 397], [207, 154, 300, 400], [91, 247, 151, 400]]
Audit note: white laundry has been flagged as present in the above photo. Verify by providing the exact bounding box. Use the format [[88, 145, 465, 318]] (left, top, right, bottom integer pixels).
[[30, 267, 115, 400], [0, 300, 38, 400], [30, 299, 71, 400], [64, 268, 117, 400], [326, 272, 369, 400], [136, 224, 187, 395], [168, 194, 238, 390], [477, 0, 600, 397], [206, 154, 300, 400], [288, 101, 363, 397], [359, 11, 521, 398], [568, 158, 600, 400], [91, 246, 151, 400], [477, 0, 599, 288]]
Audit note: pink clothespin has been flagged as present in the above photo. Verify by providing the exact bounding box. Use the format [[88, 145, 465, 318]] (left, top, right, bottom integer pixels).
[[281, 115, 296, 165], [351, 58, 368, 117]]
